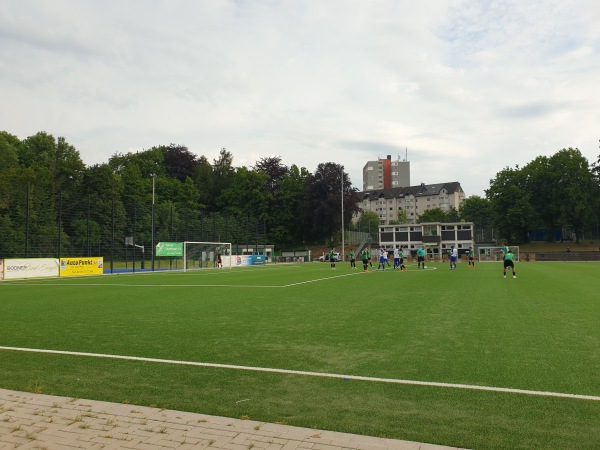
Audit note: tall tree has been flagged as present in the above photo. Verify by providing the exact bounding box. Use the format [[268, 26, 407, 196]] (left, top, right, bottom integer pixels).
[[164, 144, 197, 182], [445, 206, 460, 222], [307, 162, 358, 243], [193, 155, 214, 208], [0, 131, 20, 171], [253, 156, 289, 195], [418, 208, 448, 223], [211, 148, 235, 211], [353, 210, 380, 236], [389, 208, 409, 225], [218, 167, 271, 219], [549, 148, 595, 243], [521, 156, 558, 240], [270, 164, 311, 246], [592, 141, 600, 184], [486, 167, 536, 243], [459, 196, 492, 229]]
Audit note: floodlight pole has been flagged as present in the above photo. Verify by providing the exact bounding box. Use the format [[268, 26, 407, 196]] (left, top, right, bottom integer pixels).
[[151, 174, 157, 271], [341, 167, 345, 263]]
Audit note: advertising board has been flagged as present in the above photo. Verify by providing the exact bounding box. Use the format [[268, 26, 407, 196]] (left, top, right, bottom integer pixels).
[[3, 258, 59, 279], [233, 255, 267, 266], [156, 242, 183, 257], [60, 257, 104, 277]]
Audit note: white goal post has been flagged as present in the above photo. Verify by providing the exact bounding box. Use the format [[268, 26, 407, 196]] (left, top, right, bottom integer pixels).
[[183, 242, 232, 271], [477, 246, 520, 262]]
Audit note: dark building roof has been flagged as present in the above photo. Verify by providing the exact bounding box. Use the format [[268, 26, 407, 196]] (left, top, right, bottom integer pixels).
[[356, 182, 464, 200]]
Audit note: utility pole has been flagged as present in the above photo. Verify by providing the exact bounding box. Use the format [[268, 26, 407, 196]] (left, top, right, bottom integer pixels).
[[151, 174, 157, 271], [341, 167, 345, 262]]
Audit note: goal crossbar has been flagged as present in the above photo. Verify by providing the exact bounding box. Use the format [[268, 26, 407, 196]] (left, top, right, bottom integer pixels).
[[477, 246, 520, 262]]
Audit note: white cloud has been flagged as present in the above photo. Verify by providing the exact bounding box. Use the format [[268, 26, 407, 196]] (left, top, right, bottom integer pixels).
[[1, 0, 599, 197]]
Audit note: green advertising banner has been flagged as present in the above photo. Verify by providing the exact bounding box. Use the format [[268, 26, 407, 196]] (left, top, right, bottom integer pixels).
[[155, 242, 183, 257]]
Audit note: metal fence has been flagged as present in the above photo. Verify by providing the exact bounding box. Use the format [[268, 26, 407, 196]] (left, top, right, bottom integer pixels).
[[0, 189, 267, 272]]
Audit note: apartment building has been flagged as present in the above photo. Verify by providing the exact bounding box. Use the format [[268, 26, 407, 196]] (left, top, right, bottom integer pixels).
[[356, 182, 466, 225], [363, 155, 410, 191]]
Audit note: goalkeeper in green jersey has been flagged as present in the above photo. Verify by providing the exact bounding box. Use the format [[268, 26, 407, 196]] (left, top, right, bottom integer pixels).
[[503, 248, 516, 278]]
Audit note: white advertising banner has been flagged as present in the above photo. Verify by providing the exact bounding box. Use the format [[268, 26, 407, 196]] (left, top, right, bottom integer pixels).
[[4, 258, 60, 279], [233, 255, 252, 267]]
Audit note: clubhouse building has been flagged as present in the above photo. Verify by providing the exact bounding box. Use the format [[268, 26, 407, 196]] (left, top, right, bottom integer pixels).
[[378, 222, 475, 260]]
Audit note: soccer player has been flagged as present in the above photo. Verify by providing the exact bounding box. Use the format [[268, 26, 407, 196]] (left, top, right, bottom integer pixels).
[[393, 245, 400, 270], [377, 246, 387, 271], [503, 248, 517, 278], [467, 246, 475, 268], [500, 243, 508, 261], [367, 246, 373, 268], [417, 246, 426, 269], [349, 249, 356, 269], [450, 246, 458, 270], [361, 247, 369, 272], [399, 247, 407, 271], [329, 247, 337, 270]]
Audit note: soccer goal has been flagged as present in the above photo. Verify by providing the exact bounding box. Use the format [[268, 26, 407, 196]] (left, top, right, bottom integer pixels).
[[477, 246, 520, 262], [183, 242, 232, 271]]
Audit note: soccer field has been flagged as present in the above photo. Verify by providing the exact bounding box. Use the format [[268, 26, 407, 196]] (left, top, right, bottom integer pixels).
[[1, 261, 599, 449]]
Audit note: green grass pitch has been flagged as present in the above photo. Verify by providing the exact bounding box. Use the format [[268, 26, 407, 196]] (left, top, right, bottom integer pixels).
[[1, 261, 599, 449]]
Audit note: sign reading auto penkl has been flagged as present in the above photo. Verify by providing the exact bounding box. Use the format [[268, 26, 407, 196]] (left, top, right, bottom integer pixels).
[[3, 258, 60, 279], [60, 257, 104, 277]]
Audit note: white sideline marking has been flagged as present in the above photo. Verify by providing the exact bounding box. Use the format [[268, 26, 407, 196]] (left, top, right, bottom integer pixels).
[[1, 346, 599, 402], [1, 283, 281, 288], [2, 271, 362, 288], [0, 264, 298, 284]]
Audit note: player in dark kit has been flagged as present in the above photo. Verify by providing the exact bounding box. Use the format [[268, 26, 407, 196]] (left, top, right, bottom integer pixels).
[[467, 247, 475, 268], [399, 247, 407, 271], [329, 247, 337, 270], [417, 246, 426, 269], [361, 248, 369, 272], [349, 249, 356, 269]]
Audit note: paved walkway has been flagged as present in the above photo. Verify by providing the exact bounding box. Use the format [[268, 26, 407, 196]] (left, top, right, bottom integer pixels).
[[0, 388, 464, 450]]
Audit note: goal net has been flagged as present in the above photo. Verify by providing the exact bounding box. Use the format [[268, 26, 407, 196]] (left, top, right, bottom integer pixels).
[[477, 246, 520, 262], [183, 242, 233, 271]]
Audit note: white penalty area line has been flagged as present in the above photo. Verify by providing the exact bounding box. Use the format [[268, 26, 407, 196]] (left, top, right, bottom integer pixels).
[[283, 271, 363, 287], [1, 346, 599, 403]]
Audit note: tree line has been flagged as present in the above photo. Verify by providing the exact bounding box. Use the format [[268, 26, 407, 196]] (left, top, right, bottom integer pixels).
[[462, 148, 599, 243], [1, 131, 598, 255], [0, 131, 360, 257]]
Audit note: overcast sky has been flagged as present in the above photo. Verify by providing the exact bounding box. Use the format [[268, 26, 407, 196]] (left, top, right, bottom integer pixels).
[[1, 1, 599, 197]]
